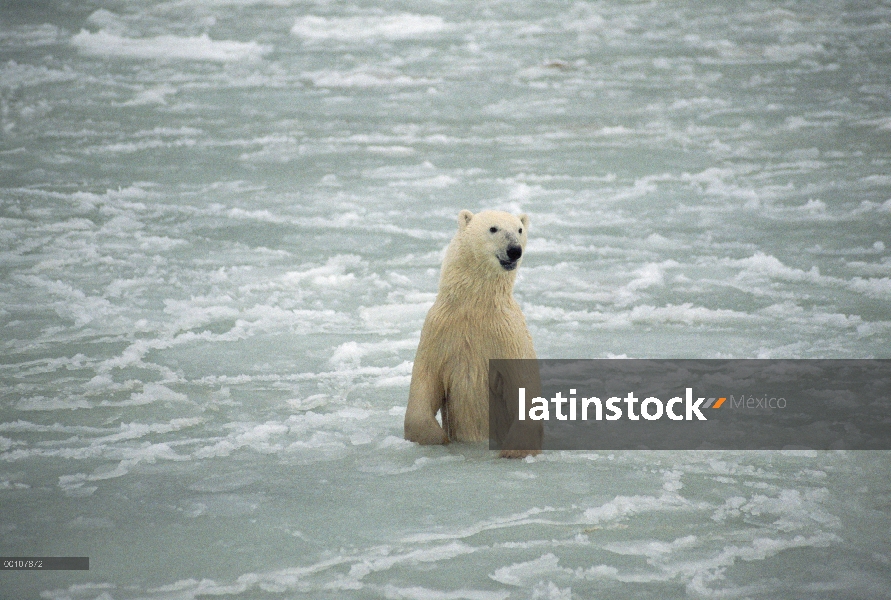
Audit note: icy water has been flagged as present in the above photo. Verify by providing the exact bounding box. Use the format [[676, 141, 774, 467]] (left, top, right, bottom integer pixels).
[[2, 1, 891, 598]]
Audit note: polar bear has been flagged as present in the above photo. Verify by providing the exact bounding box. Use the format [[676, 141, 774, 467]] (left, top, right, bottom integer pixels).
[[404, 209, 541, 457]]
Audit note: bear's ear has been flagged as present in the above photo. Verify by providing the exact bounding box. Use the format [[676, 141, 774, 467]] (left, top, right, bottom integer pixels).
[[458, 210, 474, 231], [519, 213, 529, 230]]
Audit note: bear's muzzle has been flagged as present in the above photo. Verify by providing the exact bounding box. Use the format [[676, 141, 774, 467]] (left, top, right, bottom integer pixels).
[[499, 244, 523, 270]]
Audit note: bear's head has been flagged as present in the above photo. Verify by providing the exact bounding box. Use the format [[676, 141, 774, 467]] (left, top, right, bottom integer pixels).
[[456, 209, 529, 274]]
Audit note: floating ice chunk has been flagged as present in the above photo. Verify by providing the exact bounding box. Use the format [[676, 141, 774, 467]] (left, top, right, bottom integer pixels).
[[376, 373, 412, 387], [123, 383, 189, 406], [71, 29, 271, 62], [350, 432, 373, 445], [291, 15, 447, 41], [627, 304, 752, 325], [401, 506, 561, 544], [849, 276, 891, 299], [490, 553, 568, 586], [584, 472, 691, 525], [378, 435, 413, 449], [0, 24, 63, 47], [530, 581, 571, 599], [302, 69, 440, 89], [124, 84, 177, 106], [624, 262, 667, 291], [15, 396, 92, 411], [763, 42, 824, 62], [237, 421, 289, 443], [584, 494, 667, 524], [382, 584, 510, 600], [345, 541, 475, 583], [734, 252, 823, 283], [603, 535, 698, 559], [329, 340, 417, 368]]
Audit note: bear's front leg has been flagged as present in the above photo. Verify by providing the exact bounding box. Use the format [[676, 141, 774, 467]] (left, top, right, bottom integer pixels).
[[404, 369, 448, 445]]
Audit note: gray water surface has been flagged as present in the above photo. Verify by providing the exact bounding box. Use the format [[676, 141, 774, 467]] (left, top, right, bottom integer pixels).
[[2, 1, 890, 598]]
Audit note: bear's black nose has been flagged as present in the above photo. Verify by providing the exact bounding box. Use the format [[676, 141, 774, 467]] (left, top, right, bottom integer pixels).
[[506, 245, 522, 261]]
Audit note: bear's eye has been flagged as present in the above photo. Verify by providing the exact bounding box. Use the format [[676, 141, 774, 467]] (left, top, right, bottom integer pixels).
[[489, 226, 498, 233], [518, 227, 523, 234]]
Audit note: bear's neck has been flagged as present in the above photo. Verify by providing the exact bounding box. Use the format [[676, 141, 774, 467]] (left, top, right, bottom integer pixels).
[[437, 247, 517, 304]]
